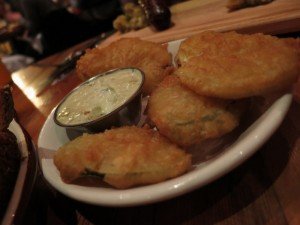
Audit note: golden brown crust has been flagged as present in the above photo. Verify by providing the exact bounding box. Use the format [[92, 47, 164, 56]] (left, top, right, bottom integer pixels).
[[148, 76, 245, 147], [76, 38, 172, 95], [284, 37, 300, 59], [54, 126, 191, 189], [176, 31, 242, 66], [175, 31, 300, 99]]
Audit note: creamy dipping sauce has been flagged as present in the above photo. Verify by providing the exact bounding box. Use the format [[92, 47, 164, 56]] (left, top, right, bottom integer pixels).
[[56, 69, 143, 125]]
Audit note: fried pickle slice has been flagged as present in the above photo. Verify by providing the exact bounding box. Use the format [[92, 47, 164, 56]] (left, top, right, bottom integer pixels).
[[284, 37, 300, 58], [177, 31, 299, 65], [54, 126, 191, 189], [175, 31, 300, 99], [177, 31, 243, 66], [76, 38, 172, 95], [147, 76, 245, 147]]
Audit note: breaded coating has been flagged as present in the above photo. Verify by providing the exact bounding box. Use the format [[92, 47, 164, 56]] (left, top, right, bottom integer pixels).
[[148, 76, 245, 147], [0, 87, 14, 130], [175, 31, 300, 99], [177, 31, 299, 65], [76, 38, 172, 95], [177, 31, 243, 65], [284, 37, 300, 58], [54, 126, 191, 189]]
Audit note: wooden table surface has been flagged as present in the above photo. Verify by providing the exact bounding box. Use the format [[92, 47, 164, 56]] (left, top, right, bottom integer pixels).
[[100, 0, 300, 46], [8, 1, 300, 224]]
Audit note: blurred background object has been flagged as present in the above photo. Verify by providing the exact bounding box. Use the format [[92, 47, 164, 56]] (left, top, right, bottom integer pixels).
[[19, 0, 121, 56], [113, 2, 148, 33], [0, 0, 184, 72], [113, 0, 177, 33], [0, 0, 122, 72], [138, 0, 171, 31], [227, 0, 274, 11], [0, 58, 11, 86]]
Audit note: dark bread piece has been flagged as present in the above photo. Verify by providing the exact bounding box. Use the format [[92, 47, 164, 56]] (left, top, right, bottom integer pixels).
[[0, 86, 14, 130], [0, 87, 19, 220], [0, 130, 20, 219]]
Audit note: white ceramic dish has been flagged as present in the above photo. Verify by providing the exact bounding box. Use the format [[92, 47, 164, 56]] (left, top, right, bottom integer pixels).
[[37, 39, 292, 207]]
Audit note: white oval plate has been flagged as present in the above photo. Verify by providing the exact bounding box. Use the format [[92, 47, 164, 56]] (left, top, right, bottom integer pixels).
[[37, 39, 292, 207]]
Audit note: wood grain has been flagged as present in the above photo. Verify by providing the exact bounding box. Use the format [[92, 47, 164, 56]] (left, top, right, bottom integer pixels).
[[99, 0, 300, 47]]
